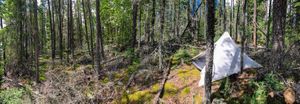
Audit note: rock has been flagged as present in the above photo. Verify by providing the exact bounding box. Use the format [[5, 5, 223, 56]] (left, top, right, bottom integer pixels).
[[76, 55, 92, 65], [284, 87, 295, 104], [294, 82, 300, 103], [212, 98, 226, 104]]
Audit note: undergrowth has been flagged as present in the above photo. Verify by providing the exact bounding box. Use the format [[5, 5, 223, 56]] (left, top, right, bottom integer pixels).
[[0, 88, 24, 104]]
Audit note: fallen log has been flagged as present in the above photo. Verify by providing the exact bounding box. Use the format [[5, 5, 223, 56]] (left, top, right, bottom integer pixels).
[[153, 59, 172, 104]]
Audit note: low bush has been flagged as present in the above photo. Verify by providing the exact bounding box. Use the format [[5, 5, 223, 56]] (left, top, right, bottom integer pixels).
[[0, 88, 24, 104]]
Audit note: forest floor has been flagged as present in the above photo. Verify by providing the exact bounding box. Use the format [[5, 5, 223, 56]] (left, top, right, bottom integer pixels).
[[119, 63, 257, 104], [1, 43, 300, 104]]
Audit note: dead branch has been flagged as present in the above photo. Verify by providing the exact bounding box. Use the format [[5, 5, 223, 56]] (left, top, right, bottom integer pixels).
[[153, 59, 172, 104]]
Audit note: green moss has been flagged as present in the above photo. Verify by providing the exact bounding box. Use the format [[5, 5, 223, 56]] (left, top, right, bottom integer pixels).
[[100, 77, 110, 84], [121, 90, 153, 103], [162, 83, 178, 98], [177, 68, 199, 82], [179, 87, 190, 97], [193, 94, 202, 104], [151, 84, 160, 93]]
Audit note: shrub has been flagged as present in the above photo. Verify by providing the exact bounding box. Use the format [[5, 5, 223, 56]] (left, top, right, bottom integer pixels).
[[250, 82, 267, 104], [172, 48, 192, 65], [264, 73, 284, 91], [0, 88, 24, 104]]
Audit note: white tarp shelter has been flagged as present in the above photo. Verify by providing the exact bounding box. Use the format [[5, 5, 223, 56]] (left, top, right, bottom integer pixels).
[[192, 32, 262, 86]]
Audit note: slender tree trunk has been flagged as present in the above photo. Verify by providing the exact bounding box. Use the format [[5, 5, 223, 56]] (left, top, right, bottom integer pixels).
[[1, 16, 3, 66], [241, 0, 247, 72], [87, 0, 95, 68], [33, 0, 40, 83], [76, 0, 83, 49], [67, 0, 74, 64], [189, 0, 196, 41], [230, 0, 234, 36], [132, 0, 138, 51], [235, 0, 240, 41], [48, 0, 56, 65], [159, 0, 165, 71], [95, 0, 103, 79], [0, 18, 2, 28], [253, 0, 257, 48], [150, 0, 156, 45], [70, 0, 74, 64], [41, 0, 46, 54], [223, 0, 226, 32], [175, 0, 180, 41], [204, 0, 215, 103], [138, 3, 142, 50], [174, 0, 178, 40], [67, 0, 71, 63], [271, 0, 287, 70], [17, 1, 24, 63], [58, 0, 63, 62], [266, 0, 272, 48], [82, 0, 91, 55]]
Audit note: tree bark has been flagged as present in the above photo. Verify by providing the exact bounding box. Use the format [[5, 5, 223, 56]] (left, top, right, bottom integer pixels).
[[87, 0, 95, 68], [241, 0, 247, 72], [95, 0, 103, 79], [48, 0, 56, 65], [204, 0, 215, 103], [271, 0, 287, 70], [223, 0, 226, 32], [235, 0, 240, 41], [132, 0, 138, 51], [41, 0, 46, 54], [81, 0, 91, 55], [150, 0, 156, 45], [76, 0, 83, 49], [159, 0, 165, 71], [230, 0, 234, 36], [0, 17, 2, 28], [58, 0, 64, 62], [138, 3, 141, 50], [33, 0, 40, 83], [176, 0, 180, 42], [253, 0, 257, 48], [67, 0, 74, 64], [266, 0, 272, 48]]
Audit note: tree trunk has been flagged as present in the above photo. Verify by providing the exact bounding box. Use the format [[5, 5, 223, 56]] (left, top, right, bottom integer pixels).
[[241, 0, 247, 72], [150, 0, 156, 45], [235, 0, 240, 41], [266, 0, 272, 48], [58, 0, 63, 62], [159, 0, 165, 71], [95, 0, 103, 79], [33, 0, 40, 83], [271, 0, 287, 70], [204, 0, 215, 103], [67, 0, 70, 63], [0, 17, 2, 28], [223, 0, 226, 32], [87, 0, 95, 68], [41, 0, 46, 54], [82, 0, 91, 55], [76, 0, 83, 49], [253, 0, 257, 48], [67, 0, 74, 64], [230, 0, 234, 36], [132, 0, 138, 51], [138, 3, 142, 50], [48, 0, 55, 65]]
